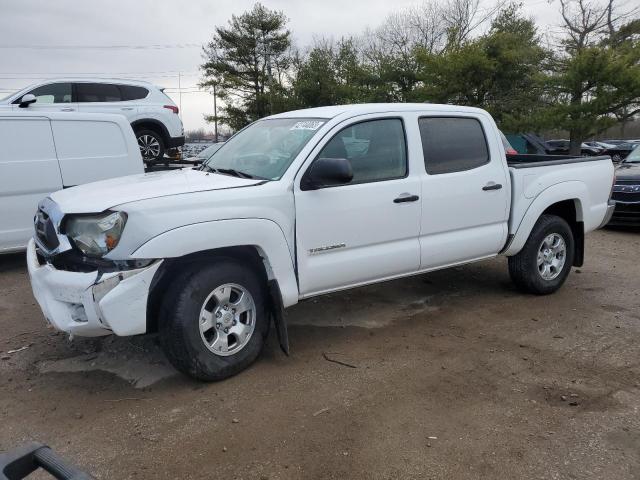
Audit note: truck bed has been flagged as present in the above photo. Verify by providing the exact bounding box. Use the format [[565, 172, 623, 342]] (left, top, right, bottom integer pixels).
[[506, 154, 614, 245]]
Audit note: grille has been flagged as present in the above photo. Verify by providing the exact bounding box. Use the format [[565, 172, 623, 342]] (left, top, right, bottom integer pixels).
[[612, 183, 640, 203], [34, 209, 60, 251]]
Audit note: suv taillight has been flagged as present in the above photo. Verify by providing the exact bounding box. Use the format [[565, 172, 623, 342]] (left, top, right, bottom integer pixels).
[[164, 105, 179, 114]]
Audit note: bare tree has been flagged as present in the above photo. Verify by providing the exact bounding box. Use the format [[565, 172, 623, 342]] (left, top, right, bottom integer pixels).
[[364, 0, 504, 59], [552, 0, 640, 152], [441, 0, 505, 48], [557, 0, 632, 50]]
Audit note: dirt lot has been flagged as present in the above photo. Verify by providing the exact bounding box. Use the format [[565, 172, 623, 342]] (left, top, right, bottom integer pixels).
[[1, 228, 639, 479]]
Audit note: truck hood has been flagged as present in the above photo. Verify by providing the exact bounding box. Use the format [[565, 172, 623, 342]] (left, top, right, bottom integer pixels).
[[615, 162, 640, 182], [50, 168, 264, 213]]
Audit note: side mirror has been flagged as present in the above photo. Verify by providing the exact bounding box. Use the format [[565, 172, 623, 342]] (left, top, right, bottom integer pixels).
[[301, 157, 353, 191], [19, 94, 37, 108]]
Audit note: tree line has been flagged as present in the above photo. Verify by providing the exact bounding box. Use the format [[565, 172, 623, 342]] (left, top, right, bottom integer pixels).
[[200, 0, 640, 154]]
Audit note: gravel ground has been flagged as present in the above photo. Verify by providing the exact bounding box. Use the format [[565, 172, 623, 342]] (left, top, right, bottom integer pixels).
[[0, 228, 639, 479]]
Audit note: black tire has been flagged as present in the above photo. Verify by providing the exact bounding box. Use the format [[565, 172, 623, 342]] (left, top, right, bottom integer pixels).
[[135, 129, 165, 164], [158, 258, 269, 381], [508, 214, 574, 295]]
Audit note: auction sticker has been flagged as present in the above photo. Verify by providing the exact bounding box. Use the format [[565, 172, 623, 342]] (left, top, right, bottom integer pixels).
[[290, 120, 325, 131]]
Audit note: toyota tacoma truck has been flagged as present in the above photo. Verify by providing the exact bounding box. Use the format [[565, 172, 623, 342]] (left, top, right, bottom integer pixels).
[[26, 104, 616, 381]]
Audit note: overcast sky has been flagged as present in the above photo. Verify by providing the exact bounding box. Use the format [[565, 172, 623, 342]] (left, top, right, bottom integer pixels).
[[0, 0, 560, 131]]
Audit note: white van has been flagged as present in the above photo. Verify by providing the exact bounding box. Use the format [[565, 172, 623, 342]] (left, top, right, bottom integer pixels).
[[0, 112, 143, 253]]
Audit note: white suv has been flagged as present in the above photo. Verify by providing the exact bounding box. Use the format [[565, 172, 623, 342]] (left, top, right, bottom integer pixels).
[[0, 78, 184, 163]]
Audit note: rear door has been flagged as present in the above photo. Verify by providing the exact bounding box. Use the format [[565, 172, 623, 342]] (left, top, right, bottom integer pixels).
[[12, 82, 77, 113], [417, 115, 509, 269], [0, 117, 62, 251], [294, 115, 422, 296], [75, 83, 139, 120]]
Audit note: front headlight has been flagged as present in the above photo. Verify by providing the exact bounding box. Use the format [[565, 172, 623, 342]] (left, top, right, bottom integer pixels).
[[65, 211, 127, 257]]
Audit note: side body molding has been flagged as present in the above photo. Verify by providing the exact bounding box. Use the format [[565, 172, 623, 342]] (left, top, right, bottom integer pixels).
[[505, 181, 586, 256], [130, 218, 299, 308]]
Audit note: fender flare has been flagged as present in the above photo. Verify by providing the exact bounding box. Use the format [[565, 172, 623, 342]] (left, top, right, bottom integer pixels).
[[131, 218, 299, 309], [505, 181, 586, 256]]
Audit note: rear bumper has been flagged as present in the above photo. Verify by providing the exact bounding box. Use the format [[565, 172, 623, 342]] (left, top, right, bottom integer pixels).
[[26, 239, 161, 337], [166, 135, 185, 148], [599, 200, 616, 228]]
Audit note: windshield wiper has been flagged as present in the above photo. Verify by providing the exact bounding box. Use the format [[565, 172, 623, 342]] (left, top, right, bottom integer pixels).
[[215, 168, 257, 179], [200, 165, 268, 180]]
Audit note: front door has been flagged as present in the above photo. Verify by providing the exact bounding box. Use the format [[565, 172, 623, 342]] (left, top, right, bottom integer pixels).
[[13, 82, 78, 113], [295, 116, 422, 297]]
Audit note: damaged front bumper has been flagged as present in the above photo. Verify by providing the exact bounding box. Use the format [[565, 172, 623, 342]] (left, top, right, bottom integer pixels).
[[27, 239, 162, 337]]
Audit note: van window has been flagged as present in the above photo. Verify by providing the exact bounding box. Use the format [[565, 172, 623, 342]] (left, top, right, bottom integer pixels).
[[316, 118, 407, 184], [419, 117, 489, 175], [76, 83, 122, 102], [16, 83, 72, 104]]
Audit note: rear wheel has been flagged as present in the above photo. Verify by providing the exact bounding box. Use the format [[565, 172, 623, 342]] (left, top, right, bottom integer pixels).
[[158, 259, 268, 381], [136, 129, 165, 164], [508, 214, 574, 295]]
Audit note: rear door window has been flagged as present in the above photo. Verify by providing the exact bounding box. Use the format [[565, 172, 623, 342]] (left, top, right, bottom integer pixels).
[[418, 117, 489, 175], [76, 83, 122, 102]]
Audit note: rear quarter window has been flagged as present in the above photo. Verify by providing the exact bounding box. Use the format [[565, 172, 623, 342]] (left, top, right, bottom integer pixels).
[[119, 85, 149, 101], [418, 117, 489, 175]]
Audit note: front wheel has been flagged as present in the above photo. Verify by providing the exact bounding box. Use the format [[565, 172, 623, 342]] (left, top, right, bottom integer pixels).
[[158, 259, 268, 381], [508, 214, 574, 295]]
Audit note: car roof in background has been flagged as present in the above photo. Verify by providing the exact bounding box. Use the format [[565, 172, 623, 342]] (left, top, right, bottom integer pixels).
[[27, 78, 157, 87], [2, 78, 161, 101]]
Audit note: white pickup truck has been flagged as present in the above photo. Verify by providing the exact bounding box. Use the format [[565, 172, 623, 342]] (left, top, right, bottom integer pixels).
[[27, 104, 615, 381]]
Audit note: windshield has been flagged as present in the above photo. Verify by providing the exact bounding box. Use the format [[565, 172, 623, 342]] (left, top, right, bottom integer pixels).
[[197, 143, 223, 160], [201, 118, 327, 180], [625, 145, 640, 163]]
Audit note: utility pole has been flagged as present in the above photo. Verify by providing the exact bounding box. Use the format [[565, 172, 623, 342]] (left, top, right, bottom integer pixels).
[[212, 82, 218, 143], [177, 72, 183, 119]]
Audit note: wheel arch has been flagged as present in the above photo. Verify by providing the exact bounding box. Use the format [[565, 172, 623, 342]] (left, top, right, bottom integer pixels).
[[133, 218, 299, 333], [147, 245, 270, 333], [131, 119, 170, 145], [506, 181, 587, 263], [541, 200, 584, 267]]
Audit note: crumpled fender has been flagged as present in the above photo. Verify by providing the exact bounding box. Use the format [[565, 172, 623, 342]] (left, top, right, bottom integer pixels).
[[129, 218, 299, 308]]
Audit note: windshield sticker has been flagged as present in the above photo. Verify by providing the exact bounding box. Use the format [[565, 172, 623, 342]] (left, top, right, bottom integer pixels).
[[290, 121, 325, 131]]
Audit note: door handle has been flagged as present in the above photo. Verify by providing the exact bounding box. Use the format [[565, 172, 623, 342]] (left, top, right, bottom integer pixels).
[[121, 107, 134, 111], [60, 108, 75, 112], [393, 194, 420, 203], [482, 183, 502, 191]]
